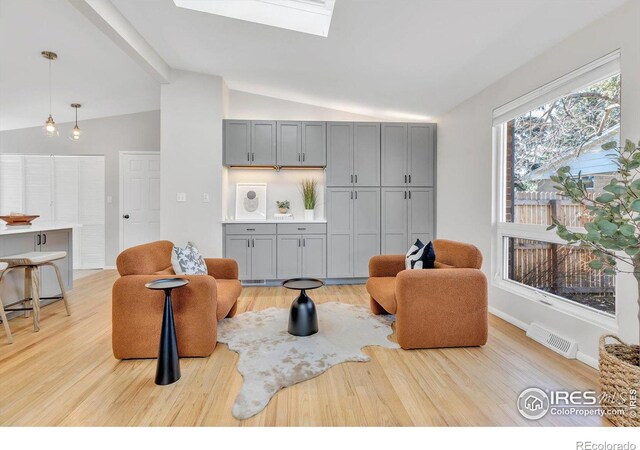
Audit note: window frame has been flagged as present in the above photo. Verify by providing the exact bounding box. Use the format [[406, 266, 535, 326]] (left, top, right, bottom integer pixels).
[[491, 53, 622, 331]]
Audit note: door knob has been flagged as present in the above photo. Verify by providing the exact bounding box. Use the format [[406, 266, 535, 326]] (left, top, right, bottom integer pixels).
[[123, 214, 130, 219]]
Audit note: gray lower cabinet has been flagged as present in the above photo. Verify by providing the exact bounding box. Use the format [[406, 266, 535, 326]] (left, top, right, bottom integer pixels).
[[276, 235, 302, 279], [382, 188, 434, 254], [250, 235, 277, 279], [224, 234, 276, 281], [224, 235, 252, 280], [301, 234, 326, 278], [327, 187, 380, 278]]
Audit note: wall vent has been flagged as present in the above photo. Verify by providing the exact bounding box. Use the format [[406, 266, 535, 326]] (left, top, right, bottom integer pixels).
[[526, 323, 578, 359]]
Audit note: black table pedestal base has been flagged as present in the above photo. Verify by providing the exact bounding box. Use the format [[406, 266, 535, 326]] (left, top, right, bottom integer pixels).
[[288, 290, 318, 337], [155, 289, 181, 385]]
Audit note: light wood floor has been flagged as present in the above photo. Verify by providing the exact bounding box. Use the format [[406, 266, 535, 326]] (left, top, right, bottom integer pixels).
[[0, 270, 607, 426]]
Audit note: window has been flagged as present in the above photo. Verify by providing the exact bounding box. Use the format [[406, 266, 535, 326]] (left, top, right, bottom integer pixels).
[[494, 52, 620, 319]]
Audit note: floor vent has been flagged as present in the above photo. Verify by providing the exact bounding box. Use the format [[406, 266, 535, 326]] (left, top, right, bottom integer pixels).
[[243, 280, 267, 286], [526, 323, 578, 359]]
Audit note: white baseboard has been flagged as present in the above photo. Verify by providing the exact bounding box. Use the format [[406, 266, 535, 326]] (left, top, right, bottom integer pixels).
[[576, 351, 599, 369], [489, 306, 600, 370], [103, 266, 116, 270], [488, 306, 529, 332]]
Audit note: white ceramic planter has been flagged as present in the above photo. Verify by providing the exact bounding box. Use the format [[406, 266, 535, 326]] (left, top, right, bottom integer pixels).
[[304, 209, 315, 221]]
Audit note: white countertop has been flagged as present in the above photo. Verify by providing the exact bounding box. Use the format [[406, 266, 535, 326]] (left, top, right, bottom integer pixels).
[[222, 219, 327, 224], [0, 222, 79, 235]]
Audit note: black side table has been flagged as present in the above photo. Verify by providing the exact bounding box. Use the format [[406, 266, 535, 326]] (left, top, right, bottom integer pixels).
[[282, 278, 324, 337], [145, 278, 189, 385]]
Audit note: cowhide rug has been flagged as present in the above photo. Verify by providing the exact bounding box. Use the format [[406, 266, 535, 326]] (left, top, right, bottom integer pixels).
[[217, 301, 399, 419]]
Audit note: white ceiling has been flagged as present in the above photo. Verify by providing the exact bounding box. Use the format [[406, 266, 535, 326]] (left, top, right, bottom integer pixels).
[[0, 0, 159, 131], [0, 0, 628, 130], [111, 0, 627, 121]]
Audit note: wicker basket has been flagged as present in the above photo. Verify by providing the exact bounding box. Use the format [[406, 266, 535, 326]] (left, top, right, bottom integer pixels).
[[599, 334, 640, 426]]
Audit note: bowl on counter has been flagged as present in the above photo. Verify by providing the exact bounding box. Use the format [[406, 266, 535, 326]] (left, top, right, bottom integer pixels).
[[0, 215, 40, 226]]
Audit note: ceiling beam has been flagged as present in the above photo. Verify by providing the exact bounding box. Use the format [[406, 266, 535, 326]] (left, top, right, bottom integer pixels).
[[69, 0, 171, 84]]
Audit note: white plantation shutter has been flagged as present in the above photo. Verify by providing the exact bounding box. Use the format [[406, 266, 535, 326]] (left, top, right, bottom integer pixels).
[[78, 157, 105, 268], [23, 155, 53, 221], [0, 154, 105, 270], [0, 154, 24, 214]]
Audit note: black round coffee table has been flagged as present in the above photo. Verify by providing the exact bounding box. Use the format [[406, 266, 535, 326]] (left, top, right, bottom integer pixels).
[[282, 278, 324, 337], [145, 278, 189, 385]]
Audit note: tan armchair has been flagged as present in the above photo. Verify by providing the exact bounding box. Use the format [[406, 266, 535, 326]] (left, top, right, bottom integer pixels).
[[112, 240, 241, 359], [366, 239, 488, 349]]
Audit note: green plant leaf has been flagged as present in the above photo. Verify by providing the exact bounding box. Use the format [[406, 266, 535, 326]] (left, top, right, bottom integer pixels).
[[631, 199, 640, 212], [620, 224, 636, 237], [597, 220, 618, 236], [602, 141, 617, 150], [589, 259, 604, 270], [596, 193, 616, 203]]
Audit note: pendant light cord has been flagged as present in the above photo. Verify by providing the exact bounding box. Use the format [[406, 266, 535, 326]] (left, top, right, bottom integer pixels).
[[48, 58, 52, 116]]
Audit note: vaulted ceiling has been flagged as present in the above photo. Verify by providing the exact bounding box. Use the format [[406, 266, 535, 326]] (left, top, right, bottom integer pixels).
[[0, 0, 628, 130]]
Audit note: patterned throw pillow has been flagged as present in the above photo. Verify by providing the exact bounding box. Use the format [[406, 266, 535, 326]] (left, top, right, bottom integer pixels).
[[171, 241, 208, 275], [405, 239, 436, 270]]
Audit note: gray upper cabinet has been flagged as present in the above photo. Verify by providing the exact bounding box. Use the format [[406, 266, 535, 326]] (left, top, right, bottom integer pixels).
[[327, 187, 354, 277], [381, 123, 408, 187], [353, 188, 381, 277], [223, 120, 251, 166], [408, 124, 435, 187], [327, 122, 354, 186], [301, 122, 326, 167], [408, 188, 434, 245], [251, 121, 277, 165], [381, 187, 409, 254], [277, 121, 302, 166], [354, 123, 380, 186]]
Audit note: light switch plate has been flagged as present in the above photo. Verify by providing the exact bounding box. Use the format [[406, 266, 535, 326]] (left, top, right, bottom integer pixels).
[[177, 192, 187, 202], [106, 195, 113, 204], [203, 193, 210, 203]]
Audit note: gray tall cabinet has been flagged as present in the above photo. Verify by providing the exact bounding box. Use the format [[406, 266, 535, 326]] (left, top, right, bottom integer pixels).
[[326, 122, 435, 278]]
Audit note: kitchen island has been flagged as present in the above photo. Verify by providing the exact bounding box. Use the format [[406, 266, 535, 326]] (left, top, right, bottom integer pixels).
[[0, 223, 74, 310]]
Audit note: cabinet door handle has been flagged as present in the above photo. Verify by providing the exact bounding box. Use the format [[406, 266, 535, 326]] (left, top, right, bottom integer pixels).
[[350, 191, 353, 200], [404, 175, 407, 183], [297, 227, 306, 230], [355, 174, 357, 183], [247, 152, 250, 161], [42, 233, 47, 245], [303, 238, 306, 247], [251, 153, 255, 161], [247, 239, 250, 248], [252, 238, 255, 247], [409, 191, 412, 199], [404, 191, 407, 200], [350, 174, 353, 183], [246, 228, 255, 231], [298, 238, 301, 247], [408, 175, 411, 183], [355, 191, 358, 199], [36, 234, 41, 246], [303, 153, 306, 162]]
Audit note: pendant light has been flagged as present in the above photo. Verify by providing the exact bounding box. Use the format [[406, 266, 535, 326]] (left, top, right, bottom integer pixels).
[[41, 51, 59, 137], [69, 104, 83, 141]]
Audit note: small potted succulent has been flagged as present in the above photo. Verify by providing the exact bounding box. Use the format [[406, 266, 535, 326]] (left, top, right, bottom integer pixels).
[[276, 200, 290, 214]]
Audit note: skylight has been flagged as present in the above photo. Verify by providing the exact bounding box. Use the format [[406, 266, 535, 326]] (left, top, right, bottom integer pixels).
[[173, 0, 335, 37]]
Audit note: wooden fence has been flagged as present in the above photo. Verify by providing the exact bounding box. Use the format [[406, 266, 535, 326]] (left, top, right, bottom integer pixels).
[[509, 192, 614, 310]]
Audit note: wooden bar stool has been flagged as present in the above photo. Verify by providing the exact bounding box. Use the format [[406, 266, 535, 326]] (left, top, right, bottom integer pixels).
[[0, 262, 13, 343], [0, 252, 71, 333]]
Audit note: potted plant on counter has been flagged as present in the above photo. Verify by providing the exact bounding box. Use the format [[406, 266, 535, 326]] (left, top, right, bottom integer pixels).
[[548, 138, 640, 427], [301, 179, 318, 221], [276, 200, 290, 214]]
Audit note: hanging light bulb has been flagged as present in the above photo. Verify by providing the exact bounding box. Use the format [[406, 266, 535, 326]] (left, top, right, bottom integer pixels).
[[69, 104, 82, 141], [41, 51, 59, 137]]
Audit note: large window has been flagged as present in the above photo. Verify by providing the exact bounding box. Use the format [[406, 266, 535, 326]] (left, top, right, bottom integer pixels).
[[494, 53, 620, 319]]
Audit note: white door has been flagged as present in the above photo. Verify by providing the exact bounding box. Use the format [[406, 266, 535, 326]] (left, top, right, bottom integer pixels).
[[121, 153, 160, 250]]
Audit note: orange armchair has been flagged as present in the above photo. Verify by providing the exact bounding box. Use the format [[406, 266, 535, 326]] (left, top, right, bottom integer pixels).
[[112, 240, 241, 359], [366, 239, 488, 349]]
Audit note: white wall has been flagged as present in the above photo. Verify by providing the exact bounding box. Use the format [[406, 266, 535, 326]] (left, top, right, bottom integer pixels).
[[228, 90, 382, 121], [161, 70, 225, 257], [0, 110, 160, 266], [437, 0, 640, 365]]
